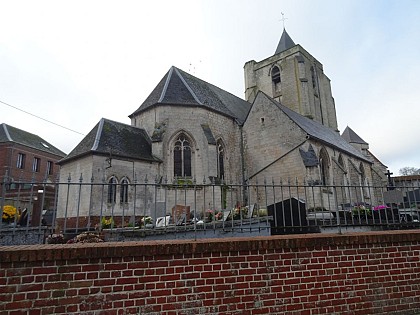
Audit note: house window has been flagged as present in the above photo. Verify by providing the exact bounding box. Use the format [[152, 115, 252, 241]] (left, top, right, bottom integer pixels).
[[32, 157, 40, 172], [17, 153, 26, 169], [319, 148, 330, 186], [217, 139, 225, 179], [271, 66, 281, 84], [47, 161, 53, 175], [174, 133, 192, 177], [120, 178, 129, 203], [107, 177, 117, 203]]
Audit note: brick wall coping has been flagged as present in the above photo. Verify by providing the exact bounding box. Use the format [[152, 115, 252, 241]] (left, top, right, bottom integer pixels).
[[1, 230, 419, 263]]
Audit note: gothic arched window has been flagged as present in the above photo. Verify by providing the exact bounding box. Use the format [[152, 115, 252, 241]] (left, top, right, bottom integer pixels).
[[107, 176, 117, 203], [319, 148, 330, 186], [174, 133, 192, 177], [217, 139, 225, 180], [120, 177, 129, 203], [271, 66, 281, 84], [311, 66, 317, 90]]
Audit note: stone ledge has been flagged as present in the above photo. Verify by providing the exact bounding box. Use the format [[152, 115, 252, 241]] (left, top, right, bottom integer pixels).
[[1, 230, 420, 263]]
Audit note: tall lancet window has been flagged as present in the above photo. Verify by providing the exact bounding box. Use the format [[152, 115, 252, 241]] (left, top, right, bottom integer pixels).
[[311, 66, 318, 91], [217, 139, 225, 180], [319, 148, 330, 186], [360, 163, 368, 188], [107, 176, 117, 203], [174, 133, 192, 177], [120, 178, 129, 203]]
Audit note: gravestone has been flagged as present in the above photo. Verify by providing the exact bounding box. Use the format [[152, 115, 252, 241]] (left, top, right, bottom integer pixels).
[[171, 205, 190, 225], [383, 190, 404, 204], [267, 198, 310, 234], [149, 202, 167, 223]]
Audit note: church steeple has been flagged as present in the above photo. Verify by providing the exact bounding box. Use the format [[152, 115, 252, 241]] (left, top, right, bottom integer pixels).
[[274, 29, 295, 55], [244, 26, 339, 131]]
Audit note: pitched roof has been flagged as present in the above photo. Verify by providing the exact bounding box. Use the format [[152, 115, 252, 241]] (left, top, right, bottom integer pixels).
[[59, 119, 160, 165], [341, 126, 368, 145], [256, 93, 371, 163], [275, 29, 296, 55], [129, 66, 251, 124], [0, 123, 66, 157]]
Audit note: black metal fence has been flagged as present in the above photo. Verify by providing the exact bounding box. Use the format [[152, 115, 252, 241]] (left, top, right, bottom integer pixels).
[[1, 176, 419, 245]]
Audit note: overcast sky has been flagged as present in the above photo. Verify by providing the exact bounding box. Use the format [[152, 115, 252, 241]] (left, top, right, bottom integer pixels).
[[1, 0, 419, 175]]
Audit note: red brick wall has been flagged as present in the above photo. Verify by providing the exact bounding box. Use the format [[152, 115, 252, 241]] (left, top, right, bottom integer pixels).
[[1, 231, 420, 315], [0, 142, 62, 184]]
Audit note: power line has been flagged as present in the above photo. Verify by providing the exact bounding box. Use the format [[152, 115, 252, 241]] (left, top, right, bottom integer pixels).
[[0, 99, 85, 136]]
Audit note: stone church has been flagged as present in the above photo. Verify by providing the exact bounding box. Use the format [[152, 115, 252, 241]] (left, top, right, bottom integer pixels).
[[57, 29, 387, 226]]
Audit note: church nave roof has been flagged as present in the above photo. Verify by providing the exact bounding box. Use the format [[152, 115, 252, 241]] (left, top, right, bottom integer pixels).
[[129, 66, 251, 125], [59, 118, 159, 165], [255, 93, 371, 163]]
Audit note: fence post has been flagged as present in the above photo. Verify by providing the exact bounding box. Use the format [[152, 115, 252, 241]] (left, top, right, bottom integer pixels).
[[0, 170, 8, 232], [332, 178, 342, 234]]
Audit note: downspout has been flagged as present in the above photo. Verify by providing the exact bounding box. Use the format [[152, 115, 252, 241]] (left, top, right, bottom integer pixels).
[[239, 125, 247, 204]]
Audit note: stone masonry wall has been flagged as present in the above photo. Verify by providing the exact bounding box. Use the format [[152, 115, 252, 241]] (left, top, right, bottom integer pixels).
[[244, 45, 338, 131], [133, 106, 243, 184], [1, 230, 420, 315]]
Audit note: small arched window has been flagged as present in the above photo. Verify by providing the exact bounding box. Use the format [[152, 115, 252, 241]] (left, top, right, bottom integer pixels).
[[120, 178, 129, 203], [107, 177, 117, 203], [216, 139, 225, 179], [174, 133, 192, 177], [319, 148, 330, 186], [271, 66, 281, 84]]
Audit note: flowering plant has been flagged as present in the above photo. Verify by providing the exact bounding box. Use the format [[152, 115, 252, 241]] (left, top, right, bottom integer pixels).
[[205, 209, 215, 221], [101, 217, 114, 229], [141, 216, 153, 226], [352, 205, 371, 217], [215, 211, 223, 220], [2, 205, 18, 223], [372, 205, 389, 211], [205, 209, 223, 221], [230, 206, 248, 220]]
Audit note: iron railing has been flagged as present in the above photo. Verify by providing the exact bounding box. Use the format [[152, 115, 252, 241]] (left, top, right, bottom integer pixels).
[[1, 175, 419, 245]]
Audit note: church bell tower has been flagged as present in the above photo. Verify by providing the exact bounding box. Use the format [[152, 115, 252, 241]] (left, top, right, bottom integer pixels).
[[244, 28, 338, 131]]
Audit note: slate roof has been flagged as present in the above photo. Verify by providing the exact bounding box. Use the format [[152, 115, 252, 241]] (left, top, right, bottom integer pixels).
[[258, 93, 371, 163], [275, 29, 296, 55], [0, 123, 66, 157], [59, 119, 159, 165], [341, 126, 368, 145], [129, 66, 251, 125]]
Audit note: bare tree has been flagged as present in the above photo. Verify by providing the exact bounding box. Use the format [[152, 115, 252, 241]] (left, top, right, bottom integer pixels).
[[399, 167, 420, 176]]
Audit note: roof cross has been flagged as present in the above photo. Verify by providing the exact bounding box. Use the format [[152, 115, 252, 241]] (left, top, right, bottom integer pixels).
[[279, 12, 288, 29], [385, 169, 394, 190]]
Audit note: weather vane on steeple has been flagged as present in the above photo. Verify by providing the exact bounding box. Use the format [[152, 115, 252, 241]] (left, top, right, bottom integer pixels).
[[280, 12, 288, 30]]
